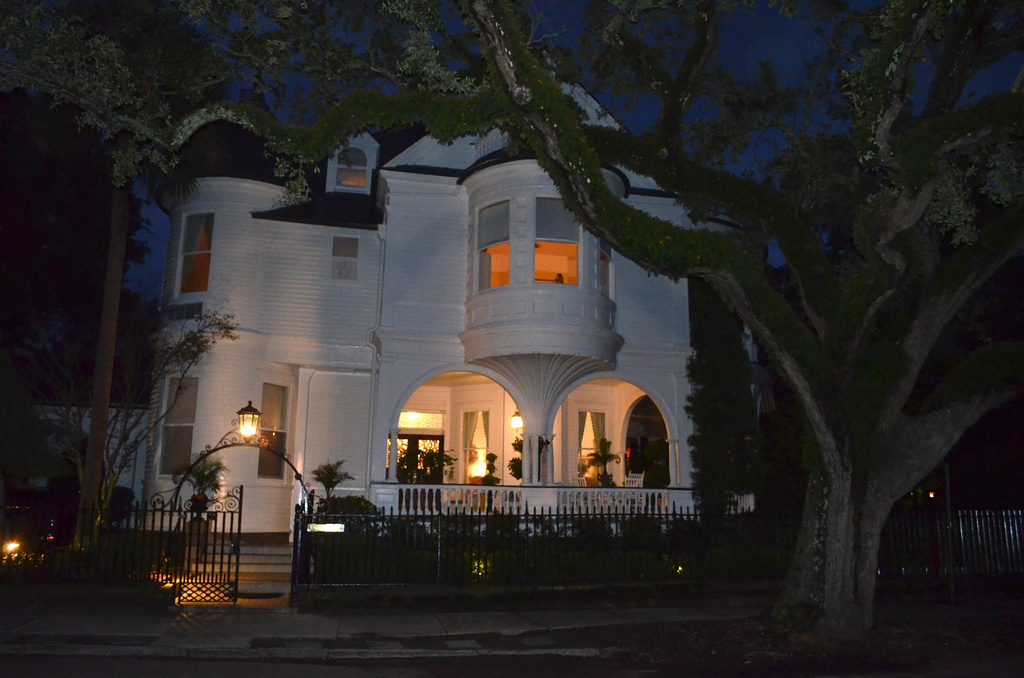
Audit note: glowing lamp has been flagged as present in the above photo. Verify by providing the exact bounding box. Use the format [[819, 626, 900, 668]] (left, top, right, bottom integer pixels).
[[237, 401, 262, 439], [510, 410, 523, 430], [3, 541, 19, 555]]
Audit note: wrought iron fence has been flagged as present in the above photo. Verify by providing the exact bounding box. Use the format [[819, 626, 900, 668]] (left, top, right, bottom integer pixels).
[[294, 505, 800, 588], [1, 501, 180, 584], [2, 489, 243, 600], [878, 510, 1024, 577]]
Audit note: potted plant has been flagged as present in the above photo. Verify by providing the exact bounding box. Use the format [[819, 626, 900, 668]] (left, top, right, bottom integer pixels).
[[507, 437, 523, 481], [173, 452, 228, 513], [586, 438, 620, 487], [481, 452, 500, 486]]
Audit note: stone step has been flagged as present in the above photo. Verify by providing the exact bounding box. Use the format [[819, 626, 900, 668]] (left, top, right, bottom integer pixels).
[[237, 571, 291, 596]]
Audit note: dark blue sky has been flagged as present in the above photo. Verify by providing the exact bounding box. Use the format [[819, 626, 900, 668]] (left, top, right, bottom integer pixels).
[[123, 2, 1023, 301]]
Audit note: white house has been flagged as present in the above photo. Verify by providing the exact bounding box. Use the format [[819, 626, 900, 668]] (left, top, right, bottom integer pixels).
[[145, 107, 702, 536]]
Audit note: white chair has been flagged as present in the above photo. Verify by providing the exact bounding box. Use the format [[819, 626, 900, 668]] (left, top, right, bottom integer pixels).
[[624, 472, 644, 488], [575, 476, 589, 488]]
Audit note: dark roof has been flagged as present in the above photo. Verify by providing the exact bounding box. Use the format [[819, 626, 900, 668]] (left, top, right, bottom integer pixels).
[[458, 149, 634, 198], [251, 126, 426, 229], [252, 192, 381, 230]]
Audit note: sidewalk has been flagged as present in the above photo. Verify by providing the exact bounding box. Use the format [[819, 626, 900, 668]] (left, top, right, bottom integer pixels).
[[0, 588, 767, 661], [2, 584, 1022, 676]]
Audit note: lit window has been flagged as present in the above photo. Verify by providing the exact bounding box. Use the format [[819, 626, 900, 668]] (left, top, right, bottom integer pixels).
[[160, 378, 198, 474], [398, 411, 444, 430], [180, 214, 214, 293], [331, 236, 358, 280], [258, 383, 288, 478], [535, 198, 578, 284], [335, 147, 367, 189], [478, 201, 510, 290], [462, 411, 490, 482], [578, 411, 605, 477]]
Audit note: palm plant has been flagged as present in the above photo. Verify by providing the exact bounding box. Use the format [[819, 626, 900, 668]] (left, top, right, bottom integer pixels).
[[173, 452, 227, 500], [311, 459, 354, 499], [587, 438, 620, 487]]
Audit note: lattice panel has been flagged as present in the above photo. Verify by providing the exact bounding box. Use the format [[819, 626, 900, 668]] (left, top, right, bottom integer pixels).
[[177, 581, 238, 604]]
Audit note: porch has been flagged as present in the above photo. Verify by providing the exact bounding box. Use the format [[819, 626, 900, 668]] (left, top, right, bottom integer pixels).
[[368, 483, 695, 515]]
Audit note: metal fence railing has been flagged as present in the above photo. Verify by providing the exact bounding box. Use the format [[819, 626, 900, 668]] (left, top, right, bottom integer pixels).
[[878, 510, 1024, 577], [294, 506, 801, 588], [6, 501, 1022, 591], [2, 490, 243, 597], [1, 502, 181, 585]]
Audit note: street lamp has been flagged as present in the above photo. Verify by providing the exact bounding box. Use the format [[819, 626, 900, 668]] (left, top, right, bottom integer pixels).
[[237, 401, 261, 438], [167, 401, 309, 509]]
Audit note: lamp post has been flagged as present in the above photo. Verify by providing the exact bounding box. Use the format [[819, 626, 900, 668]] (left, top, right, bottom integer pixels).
[[168, 401, 309, 510]]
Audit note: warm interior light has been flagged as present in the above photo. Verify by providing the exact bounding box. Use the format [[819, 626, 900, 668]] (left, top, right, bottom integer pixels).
[[470, 450, 488, 477], [510, 410, 523, 429], [928, 491, 935, 499], [3, 541, 19, 555], [237, 401, 261, 438]]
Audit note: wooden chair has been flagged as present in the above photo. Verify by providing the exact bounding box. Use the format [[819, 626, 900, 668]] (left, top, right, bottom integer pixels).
[[624, 472, 644, 488]]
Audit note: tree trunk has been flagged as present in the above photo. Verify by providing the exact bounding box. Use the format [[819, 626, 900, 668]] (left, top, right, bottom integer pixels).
[[774, 463, 886, 637], [79, 184, 131, 519]]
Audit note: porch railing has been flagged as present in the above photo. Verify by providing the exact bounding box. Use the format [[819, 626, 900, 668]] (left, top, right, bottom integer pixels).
[[379, 483, 695, 515]]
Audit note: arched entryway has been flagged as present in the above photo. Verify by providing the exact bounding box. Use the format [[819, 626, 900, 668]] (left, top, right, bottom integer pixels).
[[624, 396, 670, 488], [394, 371, 522, 486], [557, 379, 672, 488]]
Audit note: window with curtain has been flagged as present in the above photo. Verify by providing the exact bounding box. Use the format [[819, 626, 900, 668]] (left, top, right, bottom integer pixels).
[[477, 201, 510, 290], [179, 213, 214, 293], [578, 411, 605, 476], [535, 198, 578, 285], [258, 383, 287, 478], [160, 378, 198, 474], [462, 411, 490, 482]]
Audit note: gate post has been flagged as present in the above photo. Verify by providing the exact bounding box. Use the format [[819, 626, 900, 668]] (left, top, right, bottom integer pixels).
[[291, 500, 313, 600]]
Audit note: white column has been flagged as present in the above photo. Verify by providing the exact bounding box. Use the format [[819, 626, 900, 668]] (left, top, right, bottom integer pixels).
[[388, 430, 398, 482]]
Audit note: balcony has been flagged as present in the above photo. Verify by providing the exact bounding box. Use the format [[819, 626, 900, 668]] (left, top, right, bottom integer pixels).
[[461, 284, 622, 362]]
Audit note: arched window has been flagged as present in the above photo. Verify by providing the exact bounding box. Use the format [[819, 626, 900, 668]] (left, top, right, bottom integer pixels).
[[335, 147, 368, 189]]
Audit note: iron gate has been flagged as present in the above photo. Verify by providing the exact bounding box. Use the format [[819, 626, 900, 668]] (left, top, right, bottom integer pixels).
[[169, 486, 244, 604]]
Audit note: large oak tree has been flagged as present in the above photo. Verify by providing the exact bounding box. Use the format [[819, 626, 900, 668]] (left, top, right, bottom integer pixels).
[[5, 0, 1023, 636]]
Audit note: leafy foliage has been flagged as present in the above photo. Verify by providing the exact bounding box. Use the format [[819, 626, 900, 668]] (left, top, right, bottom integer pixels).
[[686, 281, 763, 515], [172, 452, 227, 499], [311, 459, 354, 499]]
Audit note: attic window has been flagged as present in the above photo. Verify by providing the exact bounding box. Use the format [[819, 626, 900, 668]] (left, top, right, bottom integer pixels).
[[335, 147, 367, 189]]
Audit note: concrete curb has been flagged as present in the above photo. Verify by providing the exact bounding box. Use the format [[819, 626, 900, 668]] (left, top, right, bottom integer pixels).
[[0, 643, 604, 661]]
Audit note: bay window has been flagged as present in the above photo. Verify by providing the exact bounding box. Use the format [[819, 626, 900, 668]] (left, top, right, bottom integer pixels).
[[477, 201, 510, 290], [535, 198, 578, 285]]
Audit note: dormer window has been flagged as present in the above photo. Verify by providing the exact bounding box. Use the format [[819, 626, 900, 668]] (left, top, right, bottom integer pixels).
[[326, 134, 378, 195], [335, 147, 367, 189], [535, 198, 578, 285]]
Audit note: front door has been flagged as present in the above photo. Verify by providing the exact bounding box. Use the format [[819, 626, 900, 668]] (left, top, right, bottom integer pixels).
[[396, 435, 447, 483]]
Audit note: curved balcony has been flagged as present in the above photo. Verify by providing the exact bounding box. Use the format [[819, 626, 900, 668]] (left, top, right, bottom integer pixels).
[[460, 284, 622, 363]]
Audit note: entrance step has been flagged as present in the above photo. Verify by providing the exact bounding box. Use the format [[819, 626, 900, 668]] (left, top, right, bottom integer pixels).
[[238, 571, 291, 596], [205, 538, 294, 597], [238, 544, 293, 574], [239, 544, 292, 595]]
